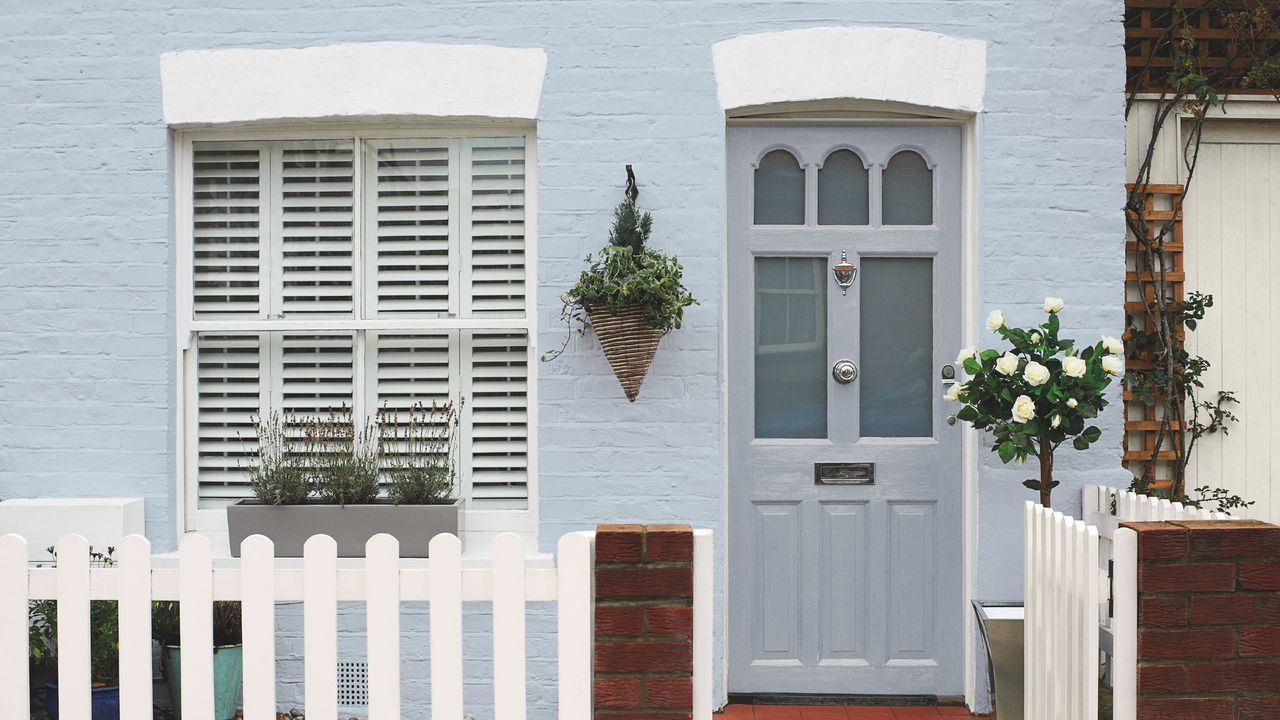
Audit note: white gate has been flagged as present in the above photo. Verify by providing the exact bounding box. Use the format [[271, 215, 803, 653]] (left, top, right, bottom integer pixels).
[[0, 530, 714, 720]]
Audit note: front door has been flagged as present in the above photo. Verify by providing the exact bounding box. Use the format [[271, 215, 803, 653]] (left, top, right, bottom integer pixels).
[[727, 124, 964, 696]]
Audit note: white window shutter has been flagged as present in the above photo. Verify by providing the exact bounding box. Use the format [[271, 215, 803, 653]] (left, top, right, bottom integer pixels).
[[279, 333, 355, 418], [195, 334, 262, 507], [278, 144, 356, 315], [466, 138, 526, 315], [193, 145, 263, 316], [466, 332, 529, 506], [367, 141, 453, 315]]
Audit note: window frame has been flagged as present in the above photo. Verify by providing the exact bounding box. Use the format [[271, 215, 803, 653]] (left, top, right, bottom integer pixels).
[[173, 121, 539, 541]]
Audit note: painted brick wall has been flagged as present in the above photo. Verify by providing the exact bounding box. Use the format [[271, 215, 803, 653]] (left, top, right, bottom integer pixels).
[[0, 1, 1127, 716], [1124, 520, 1280, 720]]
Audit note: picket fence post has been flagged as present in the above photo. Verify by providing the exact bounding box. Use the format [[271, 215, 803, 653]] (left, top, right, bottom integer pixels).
[[429, 532, 464, 720], [557, 531, 594, 720], [241, 534, 277, 720], [57, 534, 92, 720], [117, 534, 153, 720], [0, 534, 29, 720]]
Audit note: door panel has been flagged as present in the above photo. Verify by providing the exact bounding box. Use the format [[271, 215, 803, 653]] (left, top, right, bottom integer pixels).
[[728, 125, 963, 696]]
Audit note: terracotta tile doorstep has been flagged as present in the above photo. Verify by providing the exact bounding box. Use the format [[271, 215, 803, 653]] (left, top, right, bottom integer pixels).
[[936, 708, 975, 716], [891, 708, 944, 718], [799, 707, 853, 720], [752, 705, 805, 720], [717, 706, 756, 719], [844, 709, 897, 719]]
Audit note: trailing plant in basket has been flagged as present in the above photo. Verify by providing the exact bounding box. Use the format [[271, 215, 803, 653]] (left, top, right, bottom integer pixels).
[[544, 167, 697, 401], [947, 298, 1122, 507]]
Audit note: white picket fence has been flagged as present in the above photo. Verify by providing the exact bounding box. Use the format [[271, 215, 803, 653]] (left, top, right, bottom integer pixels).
[[1024, 485, 1229, 720], [0, 530, 714, 720]]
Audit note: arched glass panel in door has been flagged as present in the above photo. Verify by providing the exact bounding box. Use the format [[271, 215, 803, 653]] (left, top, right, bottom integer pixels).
[[754, 149, 805, 225], [882, 150, 933, 225], [817, 149, 869, 225]]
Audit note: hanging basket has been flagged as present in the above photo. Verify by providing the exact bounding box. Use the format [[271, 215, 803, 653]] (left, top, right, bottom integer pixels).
[[587, 304, 666, 402]]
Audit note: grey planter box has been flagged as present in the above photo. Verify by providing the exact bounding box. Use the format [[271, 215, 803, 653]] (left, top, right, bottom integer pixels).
[[226, 499, 462, 558]]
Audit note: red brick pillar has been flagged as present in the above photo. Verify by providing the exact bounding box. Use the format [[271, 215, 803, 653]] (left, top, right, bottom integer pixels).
[[594, 524, 694, 720], [1122, 519, 1280, 720]]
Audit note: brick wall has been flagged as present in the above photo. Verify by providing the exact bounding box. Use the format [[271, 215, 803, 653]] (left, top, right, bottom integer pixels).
[[595, 524, 694, 720], [1123, 519, 1280, 720]]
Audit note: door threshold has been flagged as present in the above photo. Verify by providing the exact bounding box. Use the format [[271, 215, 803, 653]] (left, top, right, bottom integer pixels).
[[727, 693, 960, 707]]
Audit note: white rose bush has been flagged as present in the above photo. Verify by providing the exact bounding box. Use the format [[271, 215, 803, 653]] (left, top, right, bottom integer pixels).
[[949, 299, 1122, 507]]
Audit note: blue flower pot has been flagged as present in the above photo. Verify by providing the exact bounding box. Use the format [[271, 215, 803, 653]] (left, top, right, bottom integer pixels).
[[41, 683, 121, 720], [163, 644, 243, 720]]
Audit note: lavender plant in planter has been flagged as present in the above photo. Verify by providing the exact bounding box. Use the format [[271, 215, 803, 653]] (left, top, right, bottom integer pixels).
[[227, 402, 462, 558]]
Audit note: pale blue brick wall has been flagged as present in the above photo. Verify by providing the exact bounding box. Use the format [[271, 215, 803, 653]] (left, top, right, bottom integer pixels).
[[0, 0, 1127, 716]]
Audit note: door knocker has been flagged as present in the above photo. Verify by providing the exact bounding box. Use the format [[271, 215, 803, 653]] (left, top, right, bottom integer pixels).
[[832, 251, 857, 296]]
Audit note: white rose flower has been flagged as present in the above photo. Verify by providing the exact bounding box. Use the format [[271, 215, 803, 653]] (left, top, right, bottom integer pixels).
[[1102, 335, 1125, 355], [1011, 395, 1036, 424], [955, 346, 977, 365], [1023, 361, 1051, 387], [1067, 398, 1079, 408], [995, 352, 1020, 376], [1043, 297, 1065, 314], [986, 310, 1005, 331], [1051, 414, 1061, 428], [1062, 356, 1087, 378], [1030, 332, 1042, 343], [944, 383, 963, 402], [1102, 354, 1124, 376]]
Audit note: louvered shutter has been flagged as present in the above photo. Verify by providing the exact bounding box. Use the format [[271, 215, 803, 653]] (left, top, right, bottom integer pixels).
[[193, 145, 262, 316], [466, 331, 529, 507], [279, 143, 355, 315], [466, 138, 526, 315], [279, 333, 355, 418], [195, 334, 262, 507], [367, 141, 452, 315]]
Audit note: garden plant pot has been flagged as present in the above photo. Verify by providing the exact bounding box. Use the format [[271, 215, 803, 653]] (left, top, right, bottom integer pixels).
[[226, 498, 462, 557], [163, 644, 243, 720], [42, 683, 120, 720], [974, 600, 1024, 720], [586, 304, 666, 402]]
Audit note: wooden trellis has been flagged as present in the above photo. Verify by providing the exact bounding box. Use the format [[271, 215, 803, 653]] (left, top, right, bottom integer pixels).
[[1125, 0, 1280, 94], [1123, 183, 1186, 491]]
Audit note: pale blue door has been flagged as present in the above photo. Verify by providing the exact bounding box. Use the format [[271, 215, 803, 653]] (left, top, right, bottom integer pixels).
[[727, 124, 964, 697]]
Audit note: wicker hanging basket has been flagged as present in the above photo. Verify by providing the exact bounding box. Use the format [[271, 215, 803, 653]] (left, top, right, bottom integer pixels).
[[587, 304, 666, 402]]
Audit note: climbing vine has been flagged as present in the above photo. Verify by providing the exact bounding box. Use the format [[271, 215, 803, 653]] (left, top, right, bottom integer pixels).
[[1124, 0, 1280, 509]]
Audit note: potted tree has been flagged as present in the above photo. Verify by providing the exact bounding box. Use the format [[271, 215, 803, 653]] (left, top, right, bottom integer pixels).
[[226, 402, 461, 558], [948, 297, 1122, 720], [545, 166, 697, 401], [153, 601, 243, 720]]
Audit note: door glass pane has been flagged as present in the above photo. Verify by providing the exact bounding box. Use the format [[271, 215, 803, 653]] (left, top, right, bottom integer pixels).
[[882, 151, 933, 225], [754, 150, 805, 225], [860, 258, 932, 437], [817, 149, 869, 225], [755, 257, 826, 438]]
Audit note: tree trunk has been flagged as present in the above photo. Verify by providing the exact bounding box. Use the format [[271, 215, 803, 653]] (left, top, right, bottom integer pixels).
[[1039, 438, 1054, 508]]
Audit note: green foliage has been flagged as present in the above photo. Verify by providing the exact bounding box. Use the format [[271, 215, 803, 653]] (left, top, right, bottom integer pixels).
[[546, 198, 697, 360], [949, 301, 1120, 501], [1128, 477, 1255, 517], [382, 401, 460, 505], [29, 549, 121, 686], [152, 601, 243, 648]]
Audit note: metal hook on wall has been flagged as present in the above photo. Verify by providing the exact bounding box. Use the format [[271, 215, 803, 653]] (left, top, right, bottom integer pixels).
[[625, 164, 639, 203]]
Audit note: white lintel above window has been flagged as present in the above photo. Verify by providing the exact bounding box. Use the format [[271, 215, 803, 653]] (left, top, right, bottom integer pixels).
[[160, 41, 548, 126]]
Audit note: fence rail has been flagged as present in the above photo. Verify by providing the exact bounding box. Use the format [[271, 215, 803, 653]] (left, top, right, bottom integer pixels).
[[0, 529, 714, 720]]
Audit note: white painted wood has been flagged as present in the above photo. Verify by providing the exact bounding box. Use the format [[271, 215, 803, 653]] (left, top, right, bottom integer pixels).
[[1112, 528, 1138, 720], [117, 535, 153, 720], [0, 498, 145, 560], [493, 533, 528, 720], [180, 533, 216, 720], [556, 532, 593, 720], [366, 534, 401, 720], [0, 534, 30, 720], [57, 534, 92, 720], [304, 535, 339, 720], [693, 529, 714, 720], [241, 535, 276, 720], [429, 533, 465, 720]]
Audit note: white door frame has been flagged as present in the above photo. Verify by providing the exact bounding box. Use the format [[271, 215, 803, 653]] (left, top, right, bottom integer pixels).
[[717, 110, 982, 709]]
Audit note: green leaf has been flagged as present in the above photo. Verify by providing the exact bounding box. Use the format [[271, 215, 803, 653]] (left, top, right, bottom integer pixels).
[[1047, 312, 1060, 335], [1082, 425, 1102, 443], [957, 406, 980, 422], [998, 441, 1016, 464], [1073, 436, 1090, 450], [963, 358, 981, 375], [1022, 479, 1042, 491]]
